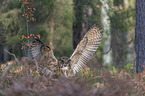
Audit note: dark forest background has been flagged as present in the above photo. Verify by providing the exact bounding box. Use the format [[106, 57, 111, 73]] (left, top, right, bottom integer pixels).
[[0, 0, 137, 71]]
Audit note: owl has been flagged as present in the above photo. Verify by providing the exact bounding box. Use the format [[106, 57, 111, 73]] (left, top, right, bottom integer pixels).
[[30, 25, 103, 77]]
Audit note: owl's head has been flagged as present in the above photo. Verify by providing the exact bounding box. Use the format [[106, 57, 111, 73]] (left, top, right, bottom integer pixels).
[[58, 56, 71, 71]]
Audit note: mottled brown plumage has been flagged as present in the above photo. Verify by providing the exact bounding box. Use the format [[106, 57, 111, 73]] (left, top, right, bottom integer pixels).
[[30, 39, 58, 77], [70, 25, 103, 74], [30, 25, 103, 77]]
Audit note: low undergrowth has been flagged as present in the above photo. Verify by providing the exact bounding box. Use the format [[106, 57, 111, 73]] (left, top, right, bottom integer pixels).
[[0, 58, 144, 96]]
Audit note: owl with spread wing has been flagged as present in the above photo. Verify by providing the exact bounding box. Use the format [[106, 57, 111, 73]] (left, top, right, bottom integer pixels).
[[30, 25, 103, 77]]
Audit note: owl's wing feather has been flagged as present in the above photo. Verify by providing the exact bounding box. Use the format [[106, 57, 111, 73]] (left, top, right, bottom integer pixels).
[[30, 39, 43, 60], [70, 25, 103, 74], [30, 39, 57, 62]]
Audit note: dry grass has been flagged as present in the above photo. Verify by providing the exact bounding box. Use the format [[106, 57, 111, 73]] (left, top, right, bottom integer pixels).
[[0, 58, 145, 96]]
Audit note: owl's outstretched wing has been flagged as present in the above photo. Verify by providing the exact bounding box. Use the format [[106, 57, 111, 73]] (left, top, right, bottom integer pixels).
[[30, 39, 57, 63], [70, 25, 103, 74]]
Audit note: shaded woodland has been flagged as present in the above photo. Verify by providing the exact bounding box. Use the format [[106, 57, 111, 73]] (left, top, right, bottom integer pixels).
[[0, 0, 136, 71], [0, 0, 145, 96]]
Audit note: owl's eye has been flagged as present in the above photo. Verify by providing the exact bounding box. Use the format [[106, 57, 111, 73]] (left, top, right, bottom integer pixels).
[[67, 59, 71, 63], [61, 60, 64, 63], [68, 59, 71, 62], [63, 65, 66, 67]]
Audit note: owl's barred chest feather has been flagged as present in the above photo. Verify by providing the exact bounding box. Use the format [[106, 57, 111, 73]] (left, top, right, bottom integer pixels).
[[37, 57, 58, 77], [30, 25, 103, 77]]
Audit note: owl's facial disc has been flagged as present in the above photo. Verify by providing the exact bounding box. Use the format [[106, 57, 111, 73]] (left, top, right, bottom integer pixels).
[[59, 56, 71, 71], [61, 66, 68, 70]]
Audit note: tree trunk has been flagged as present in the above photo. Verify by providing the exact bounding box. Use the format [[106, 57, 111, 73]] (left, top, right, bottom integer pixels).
[[111, 0, 127, 69], [73, 0, 84, 49], [101, 0, 112, 65], [135, 0, 145, 73], [111, 29, 126, 68], [50, 18, 54, 50]]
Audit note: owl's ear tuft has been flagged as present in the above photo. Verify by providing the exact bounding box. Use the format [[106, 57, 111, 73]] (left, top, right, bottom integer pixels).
[[46, 46, 51, 50], [33, 38, 43, 44], [42, 45, 51, 52]]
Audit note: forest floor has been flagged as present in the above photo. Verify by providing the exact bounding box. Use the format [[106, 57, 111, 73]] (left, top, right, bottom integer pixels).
[[0, 57, 144, 96]]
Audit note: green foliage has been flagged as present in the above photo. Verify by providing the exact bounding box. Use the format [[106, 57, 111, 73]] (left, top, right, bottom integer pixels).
[[5, 35, 20, 45], [0, 0, 74, 58], [109, 5, 135, 32], [124, 64, 133, 73], [73, 0, 102, 26], [109, 64, 133, 74], [0, 9, 20, 31], [111, 66, 118, 73], [54, 26, 73, 57], [32, 0, 74, 57], [0, 8, 23, 44]]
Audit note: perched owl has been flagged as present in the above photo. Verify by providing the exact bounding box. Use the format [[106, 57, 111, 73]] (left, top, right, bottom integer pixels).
[[30, 25, 103, 77]]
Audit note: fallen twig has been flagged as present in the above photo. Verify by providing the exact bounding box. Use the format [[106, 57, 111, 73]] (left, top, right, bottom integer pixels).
[[1, 49, 20, 79], [4, 49, 20, 65]]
